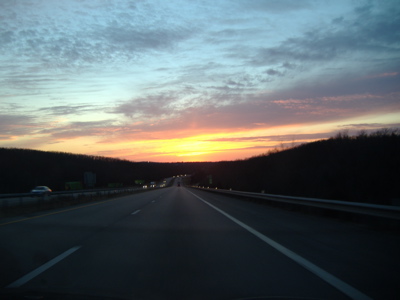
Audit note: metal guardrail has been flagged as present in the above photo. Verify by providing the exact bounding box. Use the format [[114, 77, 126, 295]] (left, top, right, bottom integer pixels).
[[0, 178, 174, 209], [0, 187, 139, 198], [192, 187, 400, 221], [0, 187, 145, 208]]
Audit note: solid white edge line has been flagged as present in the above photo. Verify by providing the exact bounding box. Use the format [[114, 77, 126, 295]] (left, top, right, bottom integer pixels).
[[131, 209, 141, 215], [186, 189, 373, 300], [7, 246, 81, 288]]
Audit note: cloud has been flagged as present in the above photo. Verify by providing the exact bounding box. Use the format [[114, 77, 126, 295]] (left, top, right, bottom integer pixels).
[[0, 114, 42, 138], [99, 24, 192, 53], [0, 1, 194, 69], [1, 0, 400, 162], [338, 122, 400, 131], [109, 100, 309, 137], [265, 68, 283, 76], [205, 133, 331, 143], [271, 70, 400, 100], [0, 105, 120, 144], [0, 30, 14, 45], [39, 104, 101, 116], [250, 3, 400, 66], [109, 67, 400, 139], [267, 93, 400, 122], [366, 72, 399, 79], [37, 120, 119, 140], [112, 93, 180, 120], [238, 0, 312, 13]]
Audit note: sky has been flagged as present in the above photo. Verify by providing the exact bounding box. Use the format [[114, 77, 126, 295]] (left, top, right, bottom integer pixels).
[[1, 0, 399, 162]]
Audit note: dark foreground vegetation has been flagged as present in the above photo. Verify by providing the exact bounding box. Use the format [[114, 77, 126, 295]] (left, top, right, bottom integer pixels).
[[0, 149, 209, 193], [1, 129, 399, 205], [192, 129, 400, 206]]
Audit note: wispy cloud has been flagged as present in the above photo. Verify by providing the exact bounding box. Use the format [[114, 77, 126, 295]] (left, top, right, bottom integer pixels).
[[249, 2, 400, 67], [0, 114, 43, 138], [365, 72, 399, 79], [109, 90, 400, 138], [37, 120, 118, 140], [204, 133, 331, 143], [39, 104, 102, 116], [238, 0, 312, 13], [0, 1, 195, 70], [1, 0, 399, 161]]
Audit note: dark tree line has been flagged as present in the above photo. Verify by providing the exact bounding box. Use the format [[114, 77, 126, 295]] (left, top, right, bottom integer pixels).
[[2, 129, 399, 205], [0, 148, 208, 193], [191, 129, 400, 205]]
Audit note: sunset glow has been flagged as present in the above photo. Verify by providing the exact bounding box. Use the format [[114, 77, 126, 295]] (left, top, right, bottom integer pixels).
[[1, 0, 399, 162]]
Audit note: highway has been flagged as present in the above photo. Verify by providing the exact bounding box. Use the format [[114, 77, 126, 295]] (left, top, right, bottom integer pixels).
[[0, 185, 399, 299]]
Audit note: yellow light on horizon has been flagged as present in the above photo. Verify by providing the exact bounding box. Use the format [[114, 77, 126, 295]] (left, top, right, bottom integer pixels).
[[28, 110, 400, 162]]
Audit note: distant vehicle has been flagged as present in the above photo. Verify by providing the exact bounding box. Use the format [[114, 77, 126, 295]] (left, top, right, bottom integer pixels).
[[30, 186, 52, 196], [177, 182, 180, 187]]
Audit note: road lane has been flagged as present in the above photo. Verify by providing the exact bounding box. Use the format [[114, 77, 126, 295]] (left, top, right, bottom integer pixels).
[[0, 188, 168, 287], [1, 186, 397, 299], [186, 188, 400, 300], [186, 189, 371, 300]]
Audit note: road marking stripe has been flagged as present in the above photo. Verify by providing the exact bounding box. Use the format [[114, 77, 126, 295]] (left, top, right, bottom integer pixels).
[[187, 189, 372, 300], [7, 246, 81, 288], [131, 209, 141, 215]]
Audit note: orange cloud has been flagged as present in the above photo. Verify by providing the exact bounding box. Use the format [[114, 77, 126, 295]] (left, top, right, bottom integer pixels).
[[367, 72, 398, 79]]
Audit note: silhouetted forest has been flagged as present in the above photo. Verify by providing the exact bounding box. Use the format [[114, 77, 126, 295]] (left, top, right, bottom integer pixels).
[[0, 149, 209, 193], [191, 129, 400, 205], [1, 129, 399, 205]]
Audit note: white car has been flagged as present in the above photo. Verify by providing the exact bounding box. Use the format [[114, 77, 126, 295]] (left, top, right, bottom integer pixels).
[[30, 186, 52, 196]]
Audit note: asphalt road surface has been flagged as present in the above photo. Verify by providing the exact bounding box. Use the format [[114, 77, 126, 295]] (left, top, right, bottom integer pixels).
[[0, 186, 399, 299]]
